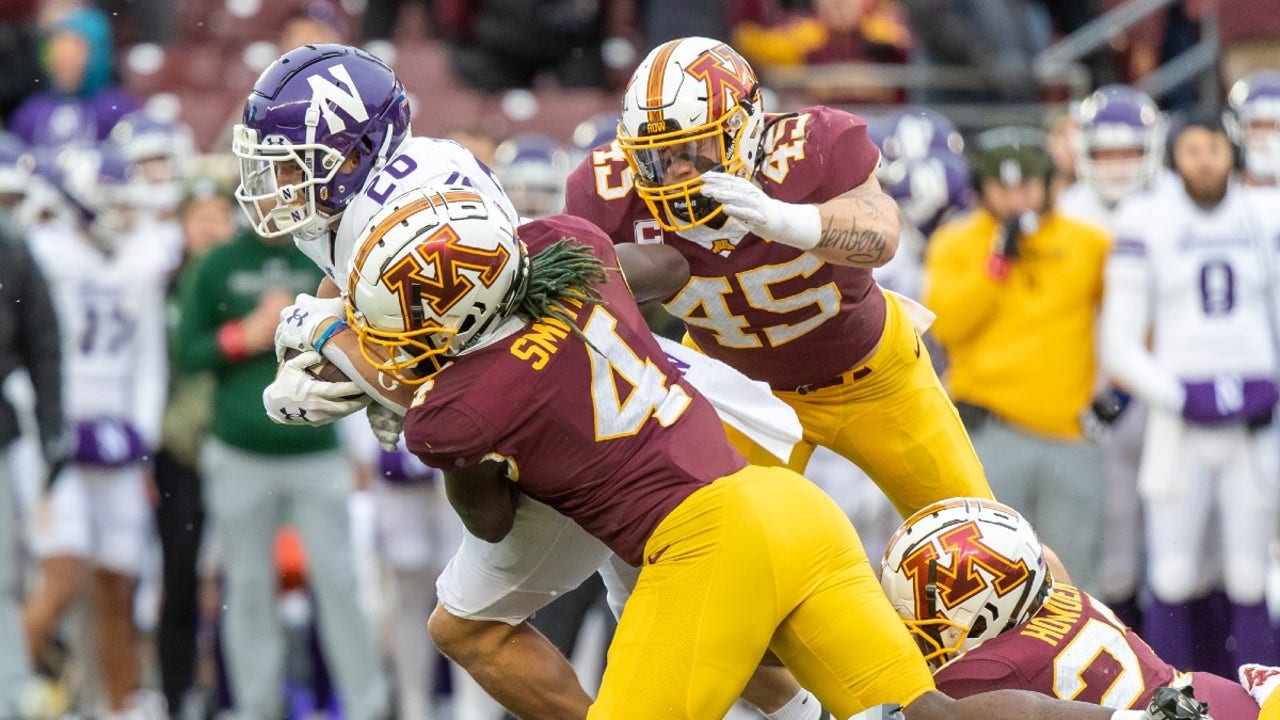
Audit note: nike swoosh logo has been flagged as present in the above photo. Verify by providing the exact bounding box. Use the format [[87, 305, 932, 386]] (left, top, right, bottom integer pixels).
[[647, 543, 672, 565]]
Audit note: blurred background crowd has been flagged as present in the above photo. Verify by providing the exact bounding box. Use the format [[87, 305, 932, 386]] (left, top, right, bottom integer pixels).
[[0, 0, 1278, 719]]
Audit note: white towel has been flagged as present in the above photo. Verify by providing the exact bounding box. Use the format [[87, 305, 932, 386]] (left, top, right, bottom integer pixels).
[[885, 288, 936, 334], [655, 336, 803, 464]]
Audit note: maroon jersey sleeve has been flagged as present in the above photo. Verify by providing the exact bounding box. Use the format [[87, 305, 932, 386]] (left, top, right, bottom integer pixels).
[[403, 403, 493, 471], [758, 106, 880, 205], [563, 141, 644, 245], [933, 655, 1026, 698]]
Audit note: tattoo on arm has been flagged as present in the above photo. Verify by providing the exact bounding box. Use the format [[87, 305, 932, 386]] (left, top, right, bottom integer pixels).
[[815, 189, 893, 264]]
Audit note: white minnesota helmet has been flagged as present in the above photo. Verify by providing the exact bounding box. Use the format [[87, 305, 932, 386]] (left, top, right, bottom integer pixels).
[[345, 183, 528, 384], [880, 497, 1053, 669]]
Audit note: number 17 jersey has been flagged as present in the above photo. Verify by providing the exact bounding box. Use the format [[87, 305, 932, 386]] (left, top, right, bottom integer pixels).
[[564, 106, 886, 391]]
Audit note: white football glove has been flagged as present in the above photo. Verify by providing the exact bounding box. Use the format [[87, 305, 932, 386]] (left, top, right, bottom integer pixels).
[[366, 402, 405, 452], [699, 171, 821, 250], [264, 350, 371, 425], [275, 294, 347, 362], [1240, 663, 1280, 708]]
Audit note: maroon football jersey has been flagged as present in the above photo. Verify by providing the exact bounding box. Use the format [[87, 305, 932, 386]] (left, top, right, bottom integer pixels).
[[934, 584, 1177, 709], [564, 106, 886, 391], [402, 214, 747, 566]]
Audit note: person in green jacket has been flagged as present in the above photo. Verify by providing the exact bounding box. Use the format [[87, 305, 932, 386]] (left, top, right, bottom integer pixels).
[[173, 226, 388, 720]]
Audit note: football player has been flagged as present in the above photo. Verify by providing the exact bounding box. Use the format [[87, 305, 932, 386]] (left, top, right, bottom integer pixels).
[[1225, 70, 1280, 188], [491, 133, 575, 220], [235, 43, 809, 719], [1100, 111, 1280, 671], [1056, 85, 1171, 631], [23, 143, 175, 719], [881, 497, 1259, 718], [563, 34, 989, 533], [345, 180, 1210, 720]]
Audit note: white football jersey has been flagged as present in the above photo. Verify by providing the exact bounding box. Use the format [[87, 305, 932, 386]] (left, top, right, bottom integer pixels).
[[1102, 180, 1280, 410], [26, 220, 174, 445], [295, 136, 518, 287], [1058, 169, 1182, 231]]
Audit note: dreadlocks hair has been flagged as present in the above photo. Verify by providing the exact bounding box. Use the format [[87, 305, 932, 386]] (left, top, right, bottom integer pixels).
[[512, 238, 609, 339]]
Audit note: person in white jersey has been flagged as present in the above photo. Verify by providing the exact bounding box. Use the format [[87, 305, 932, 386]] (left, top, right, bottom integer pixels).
[[1100, 111, 1280, 673]]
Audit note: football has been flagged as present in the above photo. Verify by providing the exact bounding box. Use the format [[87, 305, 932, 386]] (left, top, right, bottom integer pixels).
[[282, 347, 353, 384]]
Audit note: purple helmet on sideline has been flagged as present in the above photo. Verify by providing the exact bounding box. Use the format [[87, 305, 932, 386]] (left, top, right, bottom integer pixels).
[[1225, 70, 1280, 180], [878, 108, 965, 163], [1072, 85, 1166, 204], [492, 133, 573, 220], [570, 111, 620, 159], [878, 149, 973, 237], [232, 43, 411, 239], [59, 145, 138, 248], [107, 108, 196, 213]]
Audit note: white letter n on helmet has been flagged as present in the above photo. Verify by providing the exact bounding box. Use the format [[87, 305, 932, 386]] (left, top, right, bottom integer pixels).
[[305, 65, 370, 134]]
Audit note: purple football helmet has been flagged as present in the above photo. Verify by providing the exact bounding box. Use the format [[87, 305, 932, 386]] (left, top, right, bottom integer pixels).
[[233, 44, 411, 239], [1225, 70, 1280, 180], [0, 135, 74, 231], [878, 108, 965, 163], [59, 145, 139, 248], [492, 133, 574, 219], [1072, 85, 1166, 203], [877, 149, 973, 237], [570, 112, 620, 158], [107, 108, 196, 214]]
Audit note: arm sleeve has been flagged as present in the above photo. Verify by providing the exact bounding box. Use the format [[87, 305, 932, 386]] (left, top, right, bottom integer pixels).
[[403, 402, 495, 471], [921, 223, 1005, 348], [933, 655, 1025, 699], [172, 252, 233, 373], [1099, 237, 1185, 413], [12, 237, 64, 460]]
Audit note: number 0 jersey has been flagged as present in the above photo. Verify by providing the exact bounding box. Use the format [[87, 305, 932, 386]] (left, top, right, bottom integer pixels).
[[297, 136, 518, 287], [564, 106, 885, 391], [402, 214, 746, 566]]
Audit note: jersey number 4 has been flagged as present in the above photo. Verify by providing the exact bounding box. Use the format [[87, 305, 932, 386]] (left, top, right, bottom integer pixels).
[[583, 306, 691, 440]]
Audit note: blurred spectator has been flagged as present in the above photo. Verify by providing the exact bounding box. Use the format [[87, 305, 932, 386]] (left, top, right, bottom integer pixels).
[[922, 126, 1110, 597], [96, 0, 174, 45], [152, 181, 236, 718], [278, 0, 349, 52], [8, 5, 139, 150], [899, 0, 1051, 102], [445, 0, 636, 91], [0, 222, 62, 720], [361, 0, 433, 43], [731, 0, 911, 68], [173, 223, 390, 720], [0, 1, 42, 125], [640, 0, 727, 44]]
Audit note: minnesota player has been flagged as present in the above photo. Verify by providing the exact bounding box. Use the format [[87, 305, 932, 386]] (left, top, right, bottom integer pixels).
[[563, 36, 990, 515], [345, 180, 1209, 720], [880, 497, 1259, 718], [236, 43, 808, 720], [1100, 113, 1280, 671]]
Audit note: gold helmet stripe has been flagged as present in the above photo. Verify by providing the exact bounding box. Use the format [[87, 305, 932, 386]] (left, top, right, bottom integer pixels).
[[645, 39, 682, 125]]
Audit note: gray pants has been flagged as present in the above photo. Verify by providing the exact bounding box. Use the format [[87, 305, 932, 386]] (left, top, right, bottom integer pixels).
[[200, 438, 388, 720], [0, 446, 32, 717], [969, 416, 1105, 595]]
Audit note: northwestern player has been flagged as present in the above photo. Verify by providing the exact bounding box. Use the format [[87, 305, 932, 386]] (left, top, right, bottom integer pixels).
[[345, 180, 1210, 720], [1100, 112, 1280, 671], [1225, 70, 1280, 188], [880, 497, 1259, 718]]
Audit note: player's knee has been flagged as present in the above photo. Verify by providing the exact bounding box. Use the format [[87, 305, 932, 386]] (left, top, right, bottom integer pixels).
[[1148, 559, 1198, 602]]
